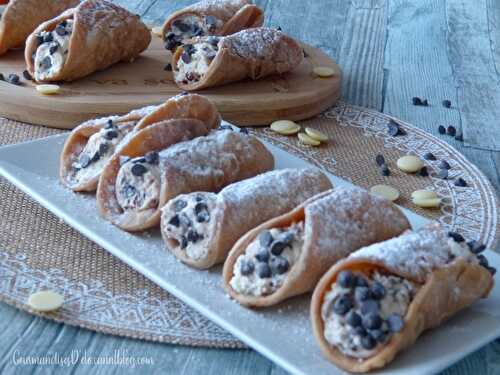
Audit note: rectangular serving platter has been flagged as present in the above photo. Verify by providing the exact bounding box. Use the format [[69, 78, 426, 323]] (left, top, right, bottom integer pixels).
[[0, 131, 499, 375]]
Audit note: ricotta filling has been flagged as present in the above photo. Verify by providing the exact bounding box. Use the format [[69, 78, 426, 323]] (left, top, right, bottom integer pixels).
[[322, 271, 416, 359], [230, 222, 304, 297], [34, 19, 74, 81], [162, 192, 216, 260], [115, 153, 161, 212], [174, 39, 219, 84], [70, 121, 131, 185], [164, 15, 222, 51]]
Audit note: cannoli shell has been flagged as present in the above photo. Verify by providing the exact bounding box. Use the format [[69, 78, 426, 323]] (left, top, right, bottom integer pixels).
[[0, 0, 79, 55], [98, 130, 274, 232], [223, 187, 411, 307], [163, 168, 333, 269], [60, 94, 220, 192], [161, 0, 263, 40], [25, 0, 151, 82], [310, 223, 494, 373], [173, 27, 304, 91]]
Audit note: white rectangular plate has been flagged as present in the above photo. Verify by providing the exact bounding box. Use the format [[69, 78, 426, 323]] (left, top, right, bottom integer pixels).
[[0, 132, 499, 375]]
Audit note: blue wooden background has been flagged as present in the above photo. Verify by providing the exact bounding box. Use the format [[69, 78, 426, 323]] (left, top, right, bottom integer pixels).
[[1, 0, 499, 374]]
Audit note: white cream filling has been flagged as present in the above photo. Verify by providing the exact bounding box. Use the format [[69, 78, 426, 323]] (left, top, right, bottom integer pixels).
[[230, 222, 304, 297], [174, 42, 218, 83], [115, 159, 161, 212], [34, 19, 73, 81], [162, 193, 216, 260], [322, 273, 416, 359]]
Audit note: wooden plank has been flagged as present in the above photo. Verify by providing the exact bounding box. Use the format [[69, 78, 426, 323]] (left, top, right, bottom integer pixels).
[[445, 0, 500, 151], [487, 0, 500, 75]]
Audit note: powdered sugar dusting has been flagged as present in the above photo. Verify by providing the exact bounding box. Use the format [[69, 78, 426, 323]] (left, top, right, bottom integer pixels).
[[189, 0, 252, 21], [350, 223, 478, 282]]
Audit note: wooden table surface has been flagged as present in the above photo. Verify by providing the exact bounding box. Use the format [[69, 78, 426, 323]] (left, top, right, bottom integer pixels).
[[1, 0, 499, 374]]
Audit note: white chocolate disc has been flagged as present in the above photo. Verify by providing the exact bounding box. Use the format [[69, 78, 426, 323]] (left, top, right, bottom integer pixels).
[[270, 120, 301, 135], [397, 155, 424, 173], [370, 184, 400, 201], [28, 290, 64, 312], [298, 132, 321, 146]]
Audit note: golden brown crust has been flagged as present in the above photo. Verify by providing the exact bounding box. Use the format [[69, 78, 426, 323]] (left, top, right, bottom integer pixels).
[[172, 27, 303, 91], [0, 0, 79, 55], [160, 0, 263, 40], [310, 224, 494, 373], [222, 188, 410, 307], [25, 0, 151, 82]]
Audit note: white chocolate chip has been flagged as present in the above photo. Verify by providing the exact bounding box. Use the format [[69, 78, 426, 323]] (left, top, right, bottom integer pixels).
[[28, 290, 64, 312], [370, 184, 400, 201], [397, 155, 424, 173], [313, 66, 335, 78], [151, 26, 163, 37], [298, 132, 321, 146], [411, 190, 438, 200], [412, 197, 442, 208], [36, 84, 60, 95], [305, 127, 328, 142], [270, 120, 301, 135]]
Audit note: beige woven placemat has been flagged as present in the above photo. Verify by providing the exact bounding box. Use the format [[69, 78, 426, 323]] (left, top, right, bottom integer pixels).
[[0, 102, 498, 348]]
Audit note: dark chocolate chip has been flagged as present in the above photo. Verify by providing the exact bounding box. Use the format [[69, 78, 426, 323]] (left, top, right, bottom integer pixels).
[[437, 168, 448, 179], [370, 282, 386, 300], [218, 124, 233, 131], [103, 130, 118, 140], [165, 32, 176, 40], [192, 24, 204, 36], [362, 312, 382, 330], [418, 166, 429, 177], [438, 125, 446, 134], [280, 231, 294, 245], [240, 260, 255, 276], [276, 26, 282, 31], [49, 44, 58, 55], [454, 177, 467, 187], [337, 271, 356, 289], [98, 142, 109, 156], [259, 230, 273, 247], [256, 263, 271, 278], [172, 19, 191, 33], [60, 20, 67, 28], [0, 73, 4, 81], [131, 163, 147, 176], [22, 70, 33, 81], [355, 287, 371, 302], [90, 152, 100, 163], [375, 154, 385, 167], [208, 36, 220, 47], [387, 120, 401, 137], [164, 63, 172, 71], [303, 49, 309, 58], [43, 33, 53, 43], [270, 240, 287, 256], [168, 214, 180, 227], [145, 151, 159, 164], [467, 240, 486, 254], [448, 231, 465, 242], [332, 294, 353, 316], [78, 153, 91, 168], [412, 97, 422, 106], [196, 211, 210, 223], [270, 256, 289, 275], [346, 311, 362, 327], [55, 24, 67, 36], [194, 202, 208, 215], [105, 119, 114, 129], [165, 38, 178, 51], [239, 127, 249, 134], [439, 160, 451, 170], [355, 276, 369, 287], [195, 195, 203, 202], [174, 199, 187, 212], [455, 133, 463, 142], [442, 99, 452, 108], [187, 229, 202, 243], [205, 15, 217, 27], [121, 184, 136, 198], [360, 335, 377, 350], [36, 35, 44, 45], [487, 266, 497, 275], [387, 313, 404, 332], [423, 152, 436, 160], [354, 326, 367, 337], [255, 248, 270, 263], [180, 236, 188, 249], [422, 99, 429, 106], [446, 126, 456, 136], [360, 299, 379, 315], [380, 165, 390, 176]]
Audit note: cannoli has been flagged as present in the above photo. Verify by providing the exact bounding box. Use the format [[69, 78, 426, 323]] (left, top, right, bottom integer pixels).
[[60, 93, 220, 192], [24, 0, 151, 82], [0, 0, 79, 55], [172, 27, 304, 91], [161, 168, 333, 269], [310, 223, 495, 373], [97, 129, 274, 232], [161, 0, 263, 52], [223, 188, 410, 307]]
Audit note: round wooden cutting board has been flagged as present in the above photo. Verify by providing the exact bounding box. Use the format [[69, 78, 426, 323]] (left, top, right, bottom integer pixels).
[[0, 35, 341, 129]]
